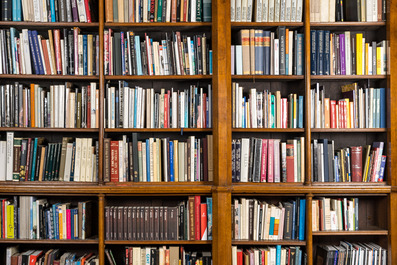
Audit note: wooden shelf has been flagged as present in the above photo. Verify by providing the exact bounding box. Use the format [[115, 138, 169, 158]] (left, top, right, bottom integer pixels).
[[0, 239, 99, 244], [310, 22, 386, 30], [0, 128, 99, 132], [231, 22, 304, 28], [310, 182, 391, 194], [105, 75, 212, 80], [0, 21, 99, 28], [0, 182, 100, 194], [232, 128, 304, 133], [232, 183, 309, 194], [105, 22, 211, 29], [232, 240, 306, 246], [311, 128, 387, 133], [312, 230, 388, 236], [232, 75, 304, 80], [105, 240, 212, 245], [0, 74, 99, 80], [311, 75, 386, 80], [102, 182, 213, 195], [105, 128, 212, 133]]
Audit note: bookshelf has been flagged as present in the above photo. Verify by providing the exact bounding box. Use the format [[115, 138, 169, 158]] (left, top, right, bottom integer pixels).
[[0, 0, 396, 265]]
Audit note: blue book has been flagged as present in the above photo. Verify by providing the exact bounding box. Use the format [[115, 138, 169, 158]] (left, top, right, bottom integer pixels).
[[324, 31, 330, 75], [297, 33, 304, 75], [299, 199, 306, 240], [291, 200, 296, 240], [376, 88, 380, 128], [297, 247, 302, 265], [269, 216, 275, 236], [310, 30, 317, 75], [317, 30, 324, 75], [32, 31, 45, 75], [190, 40, 196, 74], [83, 35, 88, 75], [121, 32, 125, 75], [276, 245, 281, 265], [52, 203, 60, 239], [28, 31, 40, 75], [12, 0, 17, 21], [209, 50, 213, 74], [298, 96, 304, 128], [50, 0, 56, 22], [334, 155, 339, 182], [16, 0, 21, 21], [255, 30, 264, 75], [30, 138, 38, 181], [134, 36, 143, 75], [146, 139, 150, 181], [169, 141, 174, 181], [70, 209, 74, 239], [379, 155, 386, 182], [206, 197, 212, 240], [379, 88, 386, 128], [263, 31, 271, 75], [10, 27, 16, 74], [354, 198, 359, 230]]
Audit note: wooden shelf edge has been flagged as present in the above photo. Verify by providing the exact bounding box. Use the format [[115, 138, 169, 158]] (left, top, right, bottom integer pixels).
[[0, 74, 99, 80], [232, 75, 304, 80], [231, 22, 304, 27], [310, 22, 386, 27], [311, 128, 387, 133], [103, 182, 213, 195], [105, 75, 212, 80], [232, 128, 304, 133], [0, 239, 99, 244], [0, 128, 99, 132], [105, 128, 212, 133], [311, 75, 386, 80], [105, 22, 212, 27], [312, 230, 388, 236], [310, 183, 390, 194], [232, 183, 309, 194], [0, 22, 99, 27], [232, 240, 306, 246], [105, 240, 212, 245]]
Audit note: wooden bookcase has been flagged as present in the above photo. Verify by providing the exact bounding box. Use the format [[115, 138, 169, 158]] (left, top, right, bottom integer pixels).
[[0, 0, 397, 264]]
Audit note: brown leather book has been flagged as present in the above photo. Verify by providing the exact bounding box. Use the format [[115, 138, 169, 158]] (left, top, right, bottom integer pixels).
[[103, 138, 111, 182], [117, 206, 123, 240], [127, 206, 133, 240], [154, 206, 160, 240], [105, 206, 110, 240], [123, 206, 128, 240], [105, 0, 114, 22], [351, 146, 363, 182], [188, 196, 195, 240], [159, 206, 164, 240], [149, 206, 155, 240]]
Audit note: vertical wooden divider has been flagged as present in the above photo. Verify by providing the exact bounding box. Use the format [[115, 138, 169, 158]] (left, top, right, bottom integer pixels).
[[98, 0, 105, 185], [306, 194, 313, 265], [212, 0, 232, 262], [98, 194, 105, 265], [304, 0, 311, 187]]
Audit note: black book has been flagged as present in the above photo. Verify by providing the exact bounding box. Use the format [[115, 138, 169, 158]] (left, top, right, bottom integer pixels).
[[283, 202, 293, 240], [168, 206, 178, 240], [343, 0, 359, 21], [141, 41, 148, 75], [53, 143, 63, 180], [54, 0, 59, 21], [58, 0, 66, 22], [277, 26, 286, 75], [68, 31, 75, 75], [6, 30, 12, 74], [2, 0, 12, 21], [162, 0, 167, 22], [129, 32, 137, 75], [351, 34, 356, 75], [63, 29, 69, 74], [131, 133, 139, 182], [328, 142, 335, 182], [252, 138, 262, 182], [248, 199, 254, 240], [176, 0, 181, 22], [179, 201, 185, 240], [316, 245, 337, 265], [235, 139, 241, 182], [165, 32, 175, 75], [34, 146, 43, 181], [312, 139, 318, 182], [232, 140, 236, 182], [316, 30, 324, 75], [159, 206, 164, 240], [318, 139, 329, 182]]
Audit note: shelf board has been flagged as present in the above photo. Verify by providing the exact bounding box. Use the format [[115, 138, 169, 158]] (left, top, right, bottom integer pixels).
[[105, 128, 212, 133], [311, 75, 386, 80], [232, 75, 304, 80], [312, 230, 388, 236], [0, 74, 99, 80], [232, 128, 304, 133], [231, 22, 304, 28], [0, 21, 99, 28], [105, 240, 212, 245], [103, 182, 213, 195], [0, 128, 99, 132], [310, 182, 390, 194], [311, 128, 387, 133], [0, 239, 99, 244], [232, 240, 306, 246], [105, 75, 212, 80], [105, 22, 211, 29], [0, 182, 100, 194], [310, 22, 386, 30], [232, 183, 309, 194]]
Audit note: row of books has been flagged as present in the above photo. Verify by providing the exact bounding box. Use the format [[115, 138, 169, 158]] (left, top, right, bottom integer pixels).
[[0, 28, 100, 76], [310, 0, 386, 22], [316, 242, 387, 265], [0, 196, 93, 240], [311, 83, 386, 129], [232, 246, 306, 265], [232, 197, 306, 241], [312, 197, 358, 232], [311, 139, 385, 182], [105, 196, 212, 241], [310, 30, 387, 76], [106, 247, 212, 265], [1, 0, 97, 22], [0, 82, 99, 128], [0, 134, 99, 182], [104, 134, 213, 182], [232, 28, 304, 75], [105, 83, 212, 129], [230, 0, 303, 22], [104, 30, 212, 76], [6, 247, 98, 265], [232, 84, 303, 128], [105, 0, 212, 23], [232, 137, 305, 183]]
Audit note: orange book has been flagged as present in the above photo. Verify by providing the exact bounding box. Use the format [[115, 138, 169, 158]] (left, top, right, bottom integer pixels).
[[30, 84, 35, 127], [47, 30, 57, 75], [41, 39, 51, 75], [324, 98, 330, 128], [365, 43, 369, 75], [105, 0, 113, 22]]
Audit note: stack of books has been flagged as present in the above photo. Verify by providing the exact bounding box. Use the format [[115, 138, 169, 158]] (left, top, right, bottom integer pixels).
[[105, 82, 211, 129], [232, 246, 306, 265], [232, 137, 305, 183], [232, 83, 303, 128], [232, 28, 304, 75], [104, 134, 213, 182], [105, 196, 212, 240]]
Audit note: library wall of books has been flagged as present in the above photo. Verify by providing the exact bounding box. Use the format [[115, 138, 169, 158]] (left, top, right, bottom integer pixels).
[[0, 0, 396, 264]]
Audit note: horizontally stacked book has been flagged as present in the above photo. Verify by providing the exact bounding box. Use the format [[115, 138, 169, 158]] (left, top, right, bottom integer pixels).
[[0, 196, 93, 240], [1, 0, 97, 22], [0, 133, 99, 182], [232, 246, 306, 265], [232, 28, 304, 75], [105, 196, 212, 240], [104, 134, 213, 182], [230, 0, 303, 22], [232, 84, 303, 128], [232, 137, 305, 183], [105, 0, 212, 22], [105, 83, 212, 129], [311, 139, 385, 182], [310, 30, 387, 75], [0, 28, 99, 75]]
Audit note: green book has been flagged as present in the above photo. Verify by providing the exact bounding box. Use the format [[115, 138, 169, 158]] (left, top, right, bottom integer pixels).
[[113, 0, 119, 22], [157, 0, 163, 22]]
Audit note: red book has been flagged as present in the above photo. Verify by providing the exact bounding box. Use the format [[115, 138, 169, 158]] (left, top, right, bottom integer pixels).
[[164, 93, 169, 128], [237, 249, 243, 265], [110, 141, 119, 182], [87, 85, 91, 128], [41, 39, 51, 74], [150, 0, 155, 22], [194, 195, 201, 240], [53, 29, 62, 75], [171, 0, 177, 22], [286, 143, 294, 182], [343, 100, 347, 128], [267, 139, 274, 182], [351, 146, 363, 182], [29, 250, 43, 265], [183, 0, 188, 21], [338, 101, 343, 128], [330, 100, 336, 128], [84, 0, 92, 22], [66, 209, 71, 239], [324, 98, 330, 128], [200, 203, 207, 240], [260, 139, 268, 182]]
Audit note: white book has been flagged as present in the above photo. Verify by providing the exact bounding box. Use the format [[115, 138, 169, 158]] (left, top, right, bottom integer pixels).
[[37, 36, 47, 75], [235, 45, 243, 75], [255, 0, 263, 21], [60, 85, 65, 128], [76, 0, 87, 22], [64, 143, 74, 181], [178, 143, 185, 181], [140, 89, 146, 128], [231, 0, 236, 21], [372, 0, 377, 21], [86, 138, 93, 181], [312, 0, 320, 22], [250, 88, 257, 128], [172, 92, 178, 128], [0, 141, 6, 181], [290, 0, 296, 21], [122, 86, 129, 128], [288, 31, 293, 75], [74, 138, 82, 181], [268, 0, 274, 22], [187, 37, 194, 75], [191, 0, 197, 21], [166, 0, 172, 22], [118, 140, 123, 182], [46, 40, 55, 75], [274, 0, 280, 21], [320, 0, 329, 22], [262, 0, 268, 21], [33, 0, 41, 22], [189, 136, 195, 181], [61, 39, 66, 75], [240, 138, 250, 182], [329, 0, 336, 22], [91, 83, 97, 128], [22, 30, 32, 74], [80, 138, 88, 182], [274, 39, 279, 75], [6, 133, 13, 181], [247, 0, 253, 21], [366, 0, 373, 21], [296, 0, 303, 21], [241, 0, 248, 22], [150, 89, 155, 128], [142, 142, 147, 182], [345, 31, 351, 75], [279, 0, 286, 21]]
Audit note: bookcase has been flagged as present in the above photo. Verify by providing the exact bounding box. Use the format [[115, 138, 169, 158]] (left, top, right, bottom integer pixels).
[[0, 0, 396, 264]]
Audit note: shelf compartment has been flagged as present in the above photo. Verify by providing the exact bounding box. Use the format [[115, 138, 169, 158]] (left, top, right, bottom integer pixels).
[[232, 128, 304, 133], [312, 230, 388, 236], [232, 75, 304, 80], [0, 239, 99, 244], [311, 75, 386, 80], [232, 240, 306, 246], [0, 74, 99, 80], [105, 75, 212, 80], [311, 128, 387, 133], [105, 128, 212, 133], [105, 240, 212, 245]]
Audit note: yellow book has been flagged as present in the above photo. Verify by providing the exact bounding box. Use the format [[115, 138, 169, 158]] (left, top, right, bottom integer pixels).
[[365, 43, 369, 75], [356, 34, 363, 75], [7, 205, 14, 239], [293, 94, 297, 127], [350, 102, 354, 128], [59, 208, 63, 239], [377, 47, 382, 74], [345, 99, 350, 128]]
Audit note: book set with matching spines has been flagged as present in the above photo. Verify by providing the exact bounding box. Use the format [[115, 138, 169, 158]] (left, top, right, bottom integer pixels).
[[232, 197, 306, 241], [0, 133, 99, 182], [232, 28, 304, 76], [233, 84, 303, 129], [105, 0, 212, 23], [310, 30, 387, 76], [230, 0, 303, 22], [232, 137, 305, 183], [310, 0, 386, 22], [105, 82, 212, 129], [1, 0, 98, 22], [104, 134, 213, 182], [105, 196, 212, 241], [0, 82, 99, 129], [0, 196, 93, 240], [232, 246, 307, 265], [312, 197, 359, 232], [315, 242, 387, 265], [311, 139, 385, 182], [0, 27, 100, 76], [6, 247, 99, 265], [104, 30, 212, 76], [311, 83, 386, 129]]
